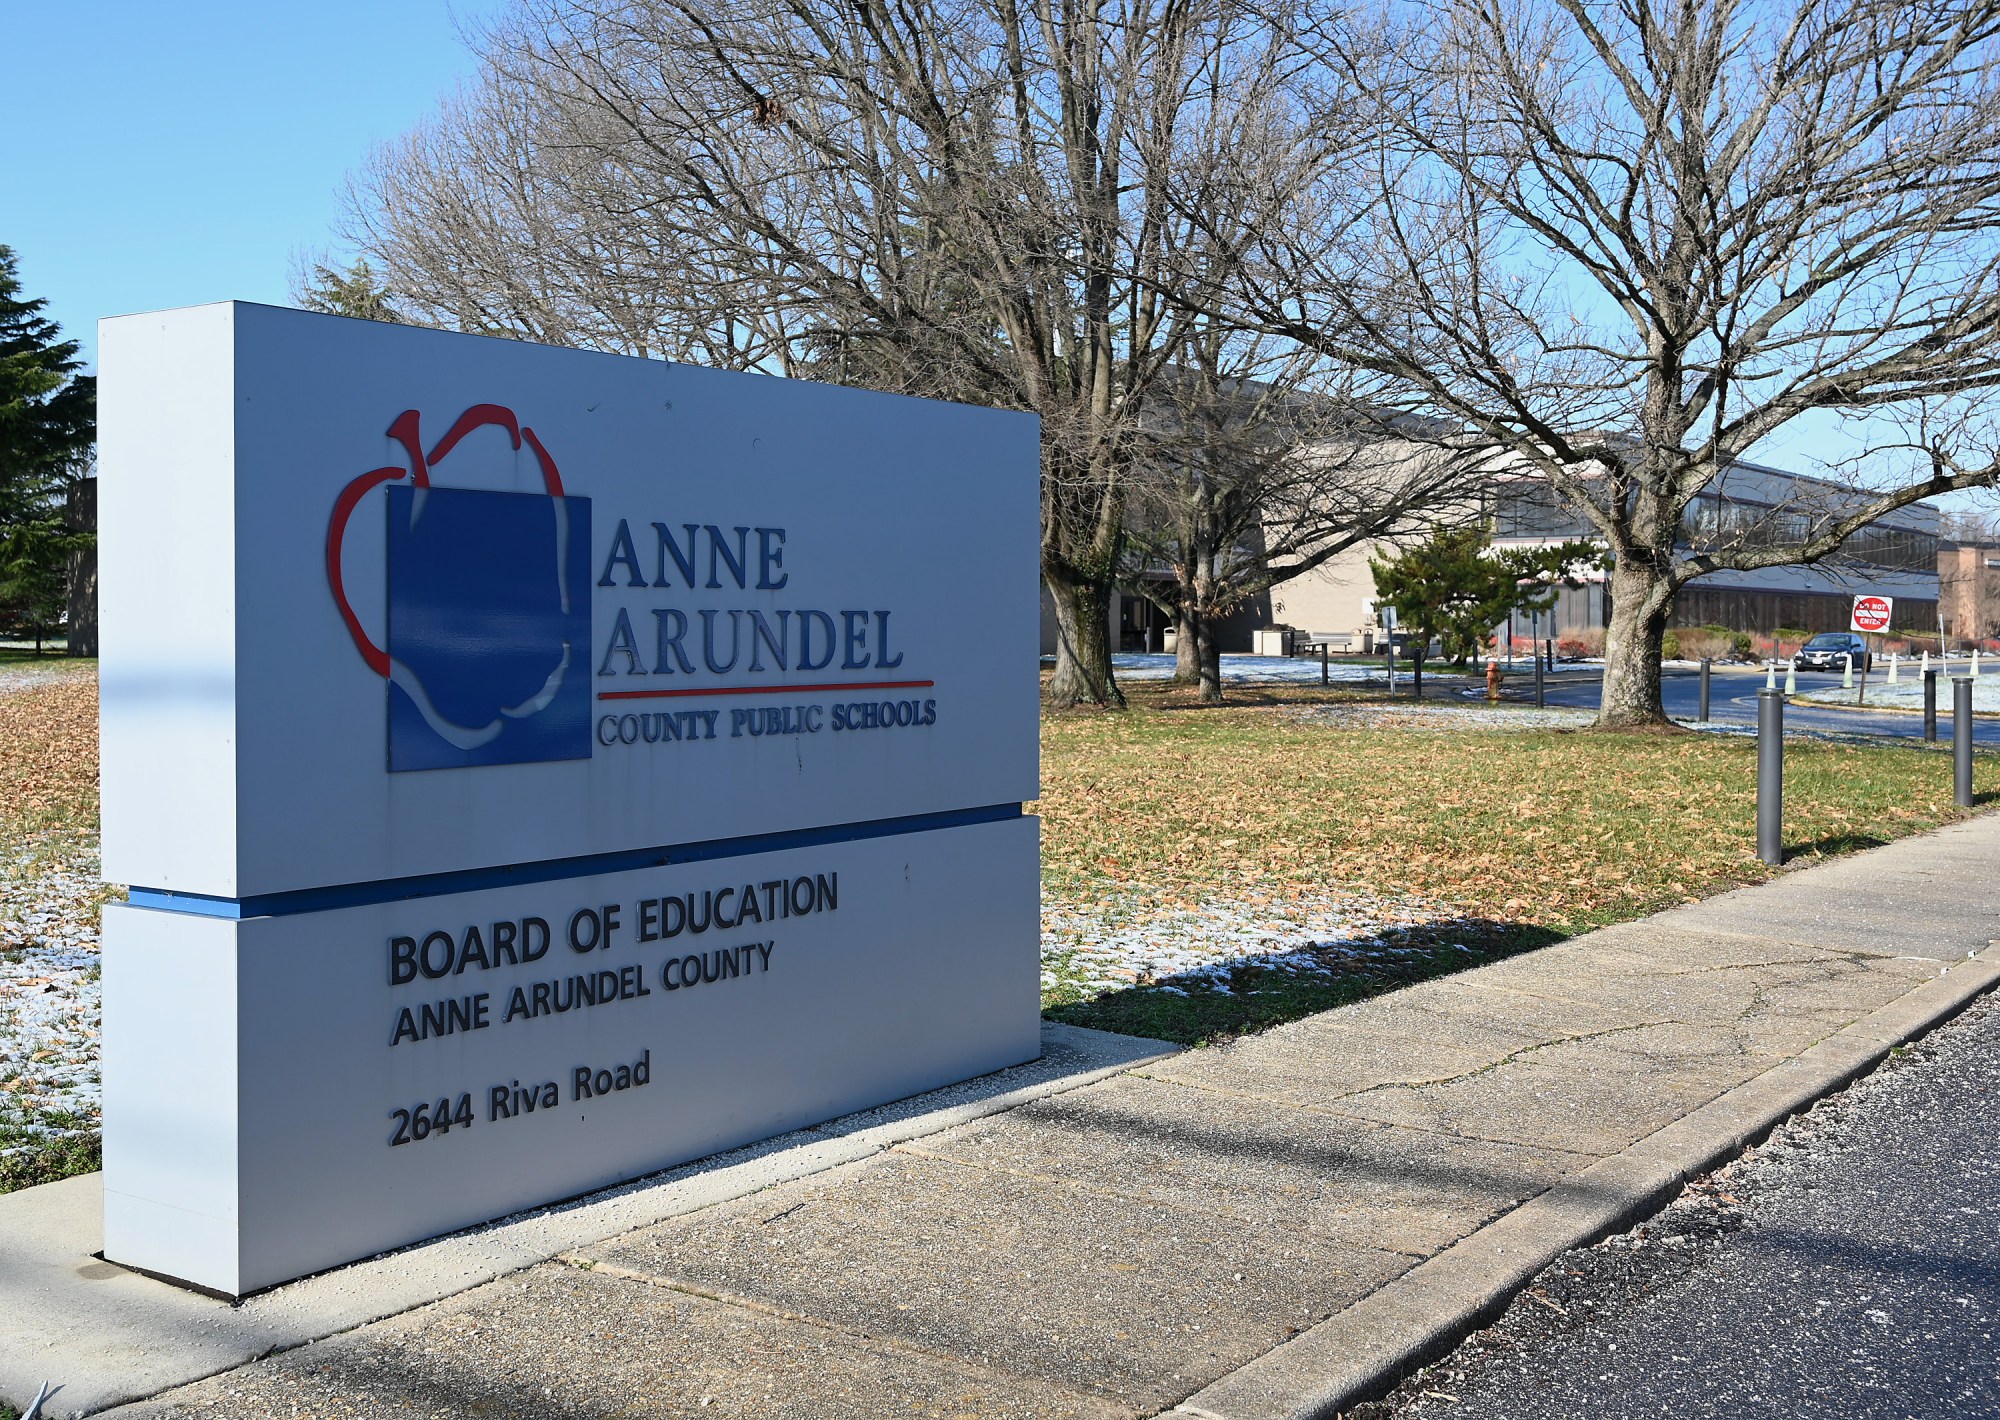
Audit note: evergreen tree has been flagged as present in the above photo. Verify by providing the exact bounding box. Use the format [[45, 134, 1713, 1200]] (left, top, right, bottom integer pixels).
[[0, 519, 76, 654], [292, 256, 401, 323], [0, 245, 95, 652], [1372, 529, 1602, 689]]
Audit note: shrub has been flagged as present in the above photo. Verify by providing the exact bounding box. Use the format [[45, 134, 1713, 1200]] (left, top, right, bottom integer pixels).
[[1555, 627, 1605, 659], [1661, 629, 1682, 660], [1731, 631, 1755, 659], [1674, 628, 1735, 661]]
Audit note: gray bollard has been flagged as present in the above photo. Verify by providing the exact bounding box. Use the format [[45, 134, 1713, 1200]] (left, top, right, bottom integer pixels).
[[1698, 657, 1711, 722], [1956, 674, 1975, 808], [1320, 642, 1329, 686], [1757, 687, 1784, 865], [1925, 669, 1939, 742], [1534, 646, 1545, 707]]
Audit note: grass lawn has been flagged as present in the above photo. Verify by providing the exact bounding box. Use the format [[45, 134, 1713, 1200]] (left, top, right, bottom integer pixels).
[[1037, 679, 1998, 1043], [0, 670, 106, 1194], [0, 668, 1993, 1194]]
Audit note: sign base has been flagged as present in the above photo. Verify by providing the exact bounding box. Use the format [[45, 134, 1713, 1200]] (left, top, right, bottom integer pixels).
[[103, 817, 1039, 1297]]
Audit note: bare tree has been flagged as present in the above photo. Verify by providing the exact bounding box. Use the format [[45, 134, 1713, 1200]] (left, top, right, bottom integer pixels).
[[339, 0, 1326, 708], [1208, 0, 2000, 725], [1120, 355, 1475, 701]]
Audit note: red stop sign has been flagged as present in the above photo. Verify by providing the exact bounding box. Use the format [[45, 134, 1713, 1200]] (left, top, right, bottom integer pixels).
[[1851, 595, 1893, 633]]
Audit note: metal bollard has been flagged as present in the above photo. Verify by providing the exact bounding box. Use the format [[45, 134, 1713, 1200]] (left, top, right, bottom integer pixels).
[[1546, 637, 1554, 670], [1698, 657, 1711, 721], [1925, 669, 1939, 742], [1385, 643, 1394, 693], [1320, 642, 1329, 686], [1757, 688, 1784, 865], [1534, 645, 1545, 707], [1956, 675, 1975, 808]]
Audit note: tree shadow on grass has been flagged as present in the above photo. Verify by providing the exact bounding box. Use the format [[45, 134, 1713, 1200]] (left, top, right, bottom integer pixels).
[[1044, 917, 1568, 1046]]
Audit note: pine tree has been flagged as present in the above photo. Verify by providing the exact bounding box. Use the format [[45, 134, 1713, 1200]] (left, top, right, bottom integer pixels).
[[0, 245, 95, 653], [292, 256, 401, 323], [1372, 529, 1602, 689]]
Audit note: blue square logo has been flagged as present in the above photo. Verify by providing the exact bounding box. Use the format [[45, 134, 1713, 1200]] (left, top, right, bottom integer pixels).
[[385, 485, 592, 771]]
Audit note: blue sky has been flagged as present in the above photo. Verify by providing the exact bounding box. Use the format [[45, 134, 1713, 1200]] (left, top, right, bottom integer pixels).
[[3, 2, 1989, 514], [6, 0, 501, 373]]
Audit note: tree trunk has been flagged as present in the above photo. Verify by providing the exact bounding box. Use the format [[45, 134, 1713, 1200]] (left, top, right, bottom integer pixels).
[[1168, 608, 1223, 702], [1045, 571, 1123, 708], [1173, 609, 1201, 683], [1197, 630, 1223, 704], [66, 478, 98, 658], [1599, 561, 1676, 727]]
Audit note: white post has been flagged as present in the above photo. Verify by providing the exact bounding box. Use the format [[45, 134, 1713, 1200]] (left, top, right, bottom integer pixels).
[[1922, 648, 1932, 677], [1975, 648, 1983, 679], [1887, 652, 1899, 685], [1784, 659, 1797, 695], [1842, 653, 1853, 689], [1766, 659, 1778, 690]]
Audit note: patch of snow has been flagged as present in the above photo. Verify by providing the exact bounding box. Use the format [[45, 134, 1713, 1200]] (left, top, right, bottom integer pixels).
[[1795, 670, 2000, 714], [1283, 703, 1596, 732], [1042, 884, 1472, 1000], [0, 847, 104, 1150], [1110, 653, 1466, 684]]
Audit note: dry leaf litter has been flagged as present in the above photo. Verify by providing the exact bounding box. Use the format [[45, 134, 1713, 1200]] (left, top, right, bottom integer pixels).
[[0, 665, 108, 1160]]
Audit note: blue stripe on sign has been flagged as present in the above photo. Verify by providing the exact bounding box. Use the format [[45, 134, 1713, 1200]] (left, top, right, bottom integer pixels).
[[126, 804, 1026, 920]]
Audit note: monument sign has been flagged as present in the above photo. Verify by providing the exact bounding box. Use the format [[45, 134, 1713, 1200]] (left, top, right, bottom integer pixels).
[[98, 303, 1040, 1296]]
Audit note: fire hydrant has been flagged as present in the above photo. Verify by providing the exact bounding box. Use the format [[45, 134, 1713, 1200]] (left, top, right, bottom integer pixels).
[[1486, 657, 1502, 702]]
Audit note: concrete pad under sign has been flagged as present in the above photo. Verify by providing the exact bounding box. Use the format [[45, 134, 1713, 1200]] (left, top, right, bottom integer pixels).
[[0, 1022, 1175, 1418], [580, 1148, 1412, 1413], [106, 1265, 1136, 1420]]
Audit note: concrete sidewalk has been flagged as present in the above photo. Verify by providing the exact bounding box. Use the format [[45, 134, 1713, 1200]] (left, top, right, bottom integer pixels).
[[10, 816, 2000, 1419]]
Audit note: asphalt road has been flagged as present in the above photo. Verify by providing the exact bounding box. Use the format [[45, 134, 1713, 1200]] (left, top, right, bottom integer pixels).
[[1376, 995, 2000, 1420], [1517, 661, 2000, 743]]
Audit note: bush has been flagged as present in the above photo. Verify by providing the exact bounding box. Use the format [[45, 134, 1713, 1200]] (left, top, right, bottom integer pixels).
[[1731, 631, 1755, 659], [1674, 628, 1736, 661], [1555, 627, 1605, 659], [1661, 629, 1682, 660]]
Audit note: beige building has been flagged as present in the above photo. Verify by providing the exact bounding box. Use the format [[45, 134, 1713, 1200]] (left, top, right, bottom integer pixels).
[[1041, 449, 1946, 657], [1265, 458, 1941, 648]]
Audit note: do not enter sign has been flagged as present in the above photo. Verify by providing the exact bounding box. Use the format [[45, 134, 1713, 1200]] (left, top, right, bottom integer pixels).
[[1851, 595, 1894, 633]]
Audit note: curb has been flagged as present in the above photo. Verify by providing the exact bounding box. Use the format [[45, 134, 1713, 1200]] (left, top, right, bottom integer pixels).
[[1784, 690, 2000, 720], [1169, 944, 2000, 1420]]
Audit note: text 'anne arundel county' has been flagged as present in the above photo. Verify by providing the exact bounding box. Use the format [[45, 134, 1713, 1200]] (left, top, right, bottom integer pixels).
[[385, 870, 839, 1051], [590, 520, 937, 748]]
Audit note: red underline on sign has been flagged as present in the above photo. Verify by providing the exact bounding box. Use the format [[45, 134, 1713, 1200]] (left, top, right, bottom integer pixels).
[[598, 679, 936, 702]]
